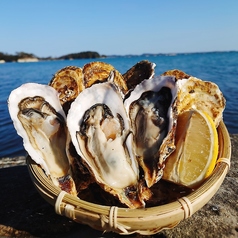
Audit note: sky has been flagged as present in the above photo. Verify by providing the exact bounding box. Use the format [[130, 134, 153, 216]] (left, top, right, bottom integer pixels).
[[1, 0, 238, 57]]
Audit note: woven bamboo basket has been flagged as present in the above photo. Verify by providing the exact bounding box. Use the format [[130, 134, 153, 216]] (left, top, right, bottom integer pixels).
[[27, 121, 231, 235]]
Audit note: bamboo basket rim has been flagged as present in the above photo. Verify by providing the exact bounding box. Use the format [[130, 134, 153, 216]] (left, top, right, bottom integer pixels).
[[27, 120, 231, 235]]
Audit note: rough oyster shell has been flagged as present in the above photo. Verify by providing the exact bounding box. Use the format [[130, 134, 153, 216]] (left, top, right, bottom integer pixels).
[[82, 62, 128, 95], [49, 62, 133, 196], [161, 69, 225, 127], [161, 69, 190, 80], [8, 83, 77, 196], [49, 66, 84, 114], [176, 77, 225, 127], [49, 61, 156, 114], [50, 62, 127, 114], [123, 60, 155, 90], [67, 74, 150, 208], [124, 76, 178, 188]]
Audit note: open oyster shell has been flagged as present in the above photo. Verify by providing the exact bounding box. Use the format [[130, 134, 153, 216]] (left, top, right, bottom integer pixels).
[[67, 73, 150, 208], [124, 76, 178, 188], [8, 83, 77, 196]]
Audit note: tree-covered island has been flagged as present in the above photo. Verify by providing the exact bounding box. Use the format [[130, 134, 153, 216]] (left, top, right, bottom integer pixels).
[[0, 51, 104, 63]]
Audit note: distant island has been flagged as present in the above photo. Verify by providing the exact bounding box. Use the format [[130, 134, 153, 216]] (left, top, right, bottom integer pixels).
[[0, 51, 105, 63]]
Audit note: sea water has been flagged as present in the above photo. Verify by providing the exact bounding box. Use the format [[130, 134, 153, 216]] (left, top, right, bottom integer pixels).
[[0, 52, 237, 158]]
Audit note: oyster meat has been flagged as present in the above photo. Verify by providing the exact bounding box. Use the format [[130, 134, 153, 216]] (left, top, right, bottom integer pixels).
[[67, 74, 149, 208], [8, 83, 77, 196], [124, 76, 178, 188]]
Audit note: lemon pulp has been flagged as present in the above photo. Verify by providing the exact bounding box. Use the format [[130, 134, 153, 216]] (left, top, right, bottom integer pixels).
[[162, 109, 218, 188]]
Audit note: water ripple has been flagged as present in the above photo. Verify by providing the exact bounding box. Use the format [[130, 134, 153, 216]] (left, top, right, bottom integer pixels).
[[1, 53, 238, 158]]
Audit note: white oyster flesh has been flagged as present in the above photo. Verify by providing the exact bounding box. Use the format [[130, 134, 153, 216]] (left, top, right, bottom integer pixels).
[[124, 76, 178, 187], [8, 83, 77, 195], [67, 80, 146, 208]]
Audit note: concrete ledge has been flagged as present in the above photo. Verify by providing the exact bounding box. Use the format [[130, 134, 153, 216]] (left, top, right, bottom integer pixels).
[[0, 135, 237, 238]]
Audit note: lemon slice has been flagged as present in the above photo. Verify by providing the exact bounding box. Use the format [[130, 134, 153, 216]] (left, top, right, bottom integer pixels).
[[162, 109, 218, 188]]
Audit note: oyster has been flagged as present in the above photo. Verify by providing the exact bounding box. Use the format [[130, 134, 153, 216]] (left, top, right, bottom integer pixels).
[[67, 73, 149, 208], [176, 77, 225, 127], [8, 83, 77, 196], [161, 69, 225, 127], [161, 69, 190, 80], [49, 61, 155, 113], [49, 66, 84, 114], [49, 63, 130, 192], [82, 62, 128, 94], [49, 62, 128, 113], [123, 60, 155, 90], [124, 76, 178, 188]]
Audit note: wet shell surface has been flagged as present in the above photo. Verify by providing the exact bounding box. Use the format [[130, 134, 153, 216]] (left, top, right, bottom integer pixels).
[[8, 83, 77, 196], [124, 76, 178, 187], [67, 74, 148, 208]]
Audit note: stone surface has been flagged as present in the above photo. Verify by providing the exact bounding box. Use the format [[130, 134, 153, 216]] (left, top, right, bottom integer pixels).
[[0, 135, 237, 238]]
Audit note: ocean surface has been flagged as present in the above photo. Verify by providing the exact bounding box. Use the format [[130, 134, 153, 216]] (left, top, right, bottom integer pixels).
[[1, 52, 238, 158]]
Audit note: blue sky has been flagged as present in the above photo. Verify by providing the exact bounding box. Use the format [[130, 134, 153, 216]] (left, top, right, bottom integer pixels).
[[1, 0, 238, 57]]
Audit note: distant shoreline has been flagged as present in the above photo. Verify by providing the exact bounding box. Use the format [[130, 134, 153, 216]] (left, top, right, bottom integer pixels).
[[1, 50, 237, 64], [0, 51, 103, 63]]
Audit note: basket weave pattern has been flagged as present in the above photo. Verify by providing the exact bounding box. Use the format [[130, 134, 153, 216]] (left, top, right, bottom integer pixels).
[[27, 121, 231, 235]]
